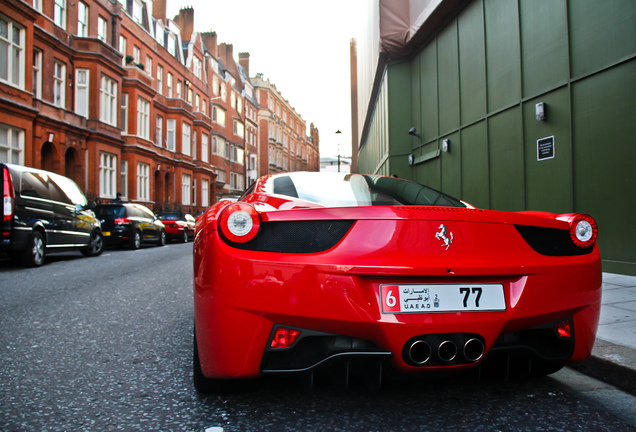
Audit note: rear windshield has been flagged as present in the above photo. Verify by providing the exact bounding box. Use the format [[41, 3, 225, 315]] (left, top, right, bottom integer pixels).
[[95, 206, 125, 218], [157, 213, 181, 220], [264, 173, 466, 208]]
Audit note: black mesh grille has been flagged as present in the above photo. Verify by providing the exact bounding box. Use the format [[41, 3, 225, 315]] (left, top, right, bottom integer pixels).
[[227, 220, 355, 253], [515, 225, 592, 256]]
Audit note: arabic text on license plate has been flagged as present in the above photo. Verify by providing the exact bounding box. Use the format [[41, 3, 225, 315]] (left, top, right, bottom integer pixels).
[[380, 284, 506, 313]]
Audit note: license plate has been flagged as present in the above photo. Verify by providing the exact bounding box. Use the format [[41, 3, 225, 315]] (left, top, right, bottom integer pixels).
[[380, 284, 506, 313], [103, 231, 111, 236]]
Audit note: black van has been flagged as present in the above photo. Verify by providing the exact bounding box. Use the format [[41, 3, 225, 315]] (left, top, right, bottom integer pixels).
[[1, 163, 104, 266]]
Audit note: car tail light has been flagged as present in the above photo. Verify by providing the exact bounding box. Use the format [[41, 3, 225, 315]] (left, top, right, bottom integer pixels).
[[114, 217, 131, 224], [219, 202, 261, 243], [270, 327, 301, 349], [558, 214, 598, 248], [556, 319, 572, 339], [3, 167, 14, 222]]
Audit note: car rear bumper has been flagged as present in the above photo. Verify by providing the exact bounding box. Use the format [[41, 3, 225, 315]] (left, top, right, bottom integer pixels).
[[194, 229, 602, 380]]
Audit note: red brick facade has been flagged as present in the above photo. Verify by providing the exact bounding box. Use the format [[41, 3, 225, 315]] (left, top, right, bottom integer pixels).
[[0, 0, 319, 216]]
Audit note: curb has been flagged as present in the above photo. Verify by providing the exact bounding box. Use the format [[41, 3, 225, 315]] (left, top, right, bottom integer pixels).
[[570, 338, 636, 397]]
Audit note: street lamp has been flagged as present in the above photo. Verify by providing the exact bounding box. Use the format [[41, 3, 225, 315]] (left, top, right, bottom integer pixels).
[[335, 130, 342, 172]]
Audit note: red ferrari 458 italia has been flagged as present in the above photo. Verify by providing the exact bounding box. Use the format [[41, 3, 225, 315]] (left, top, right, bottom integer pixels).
[[193, 172, 601, 392]]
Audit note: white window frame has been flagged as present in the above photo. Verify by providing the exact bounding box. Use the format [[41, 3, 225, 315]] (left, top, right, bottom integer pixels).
[[156, 65, 163, 94], [166, 119, 176, 151], [182, 122, 191, 156], [119, 35, 127, 66], [136, 97, 150, 139], [201, 133, 208, 163], [77, 2, 88, 37], [32, 49, 42, 98], [132, 0, 144, 25], [0, 124, 25, 165], [120, 160, 128, 200], [145, 55, 152, 76], [120, 93, 128, 134], [192, 178, 197, 206], [137, 162, 150, 201], [133, 45, 140, 63], [167, 72, 173, 98], [193, 56, 202, 79], [54, 0, 66, 28], [99, 152, 117, 199], [192, 130, 197, 160], [155, 115, 163, 147], [75, 68, 89, 118], [182, 174, 191, 205], [53, 61, 65, 108], [97, 16, 107, 42], [202, 178, 209, 207], [100, 75, 118, 126]]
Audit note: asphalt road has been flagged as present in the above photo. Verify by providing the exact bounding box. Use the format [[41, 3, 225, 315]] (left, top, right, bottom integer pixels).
[[0, 243, 635, 431]]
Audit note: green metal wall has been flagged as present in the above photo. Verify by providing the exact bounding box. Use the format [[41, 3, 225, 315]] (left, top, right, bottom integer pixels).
[[359, 0, 636, 274]]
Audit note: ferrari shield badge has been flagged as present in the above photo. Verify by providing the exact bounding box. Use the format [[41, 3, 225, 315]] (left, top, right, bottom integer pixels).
[[435, 224, 453, 250]]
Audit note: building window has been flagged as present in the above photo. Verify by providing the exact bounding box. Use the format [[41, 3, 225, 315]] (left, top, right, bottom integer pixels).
[[214, 108, 225, 127], [233, 120, 244, 138], [216, 170, 225, 184], [0, 124, 24, 165], [77, 2, 88, 37], [97, 16, 107, 42], [137, 162, 149, 201], [201, 98, 206, 115], [192, 130, 197, 160], [54, 0, 66, 28], [99, 152, 117, 198], [201, 133, 208, 163], [182, 174, 191, 205], [195, 94, 200, 112], [145, 55, 152, 76], [120, 160, 128, 200], [167, 33, 176, 56], [182, 122, 191, 155], [32, 49, 42, 98], [176, 80, 182, 99], [192, 178, 197, 206], [167, 72, 173, 97], [33, 0, 42, 12], [0, 18, 25, 89], [137, 97, 150, 139], [132, 0, 144, 25], [133, 45, 140, 63], [187, 88, 193, 104], [53, 61, 65, 108], [157, 65, 163, 94], [202, 179, 209, 207], [230, 172, 244, 191], [75, 69, 89, 118], [193, 56, 202, 79], [166, 119, 175, 151], [155, 115, 163, 147], [120, 93, 128, 134], [119, 35, 127, 66], [100, 75, 117, 126]]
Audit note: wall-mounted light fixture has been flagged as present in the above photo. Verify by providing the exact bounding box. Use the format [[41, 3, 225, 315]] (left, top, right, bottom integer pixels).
[[442, 139, 450, 153], [185, 79, 191, 87], [535, 102, 546, 121], [408, 154, 415, 165], [48, 133, 54, 142], [408, 127, 420, 138]]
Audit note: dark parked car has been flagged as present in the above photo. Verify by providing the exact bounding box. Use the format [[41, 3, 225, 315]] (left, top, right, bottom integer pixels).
[[95, 203, 166, 249], [1, 163, 104, 267], [157, 212, 195, 243]]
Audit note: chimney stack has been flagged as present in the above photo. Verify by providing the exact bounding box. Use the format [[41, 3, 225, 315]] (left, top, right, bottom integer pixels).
[[201, 32, 218, 57], [239, 52, 250, 76], [174, 7, 195, 42], [153, 0, 166, 22]]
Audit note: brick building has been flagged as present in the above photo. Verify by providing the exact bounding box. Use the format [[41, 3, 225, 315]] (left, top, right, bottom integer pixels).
[[0, 0, 319, 215]]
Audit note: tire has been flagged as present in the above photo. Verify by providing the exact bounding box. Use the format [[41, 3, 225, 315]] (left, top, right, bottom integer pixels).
[[182, 229, 189, 243], [22, 231, 45, 267], [130, 230, 142, 249], [81, 230, 104, 257], [157, 230, 166, 246]]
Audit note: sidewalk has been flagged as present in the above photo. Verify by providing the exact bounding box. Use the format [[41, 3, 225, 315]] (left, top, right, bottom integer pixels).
[[571, 272, 636, 395]]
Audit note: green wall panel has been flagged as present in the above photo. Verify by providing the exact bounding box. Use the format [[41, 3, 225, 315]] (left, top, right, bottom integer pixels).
[[437, 20, 460, 135], [572, 60, 636, 272], [440, 132, 461, 198], [520, 0, 569, 98], [488, 107, 525, 212], [410, 59, 421, 151], [484, 0, 521, 112], [420, 44, 439, 143], [461, 122, 489, 207], [458, 0, 487, 126], [523, 88, 572, 213], [387, 62, 412, 157], [569, 0, 636, 78], [415, 142, 442, 190]]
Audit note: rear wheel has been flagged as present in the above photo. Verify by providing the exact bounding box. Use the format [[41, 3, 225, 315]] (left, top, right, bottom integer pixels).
[[130, 230, 142, 249], [157, 230, 166, 246], [22, 231, 45, 267], [81, 230, 104, 257]]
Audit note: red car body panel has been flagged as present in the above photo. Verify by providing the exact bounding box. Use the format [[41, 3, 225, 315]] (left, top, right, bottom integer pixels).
[[193, 174, 601, 383]]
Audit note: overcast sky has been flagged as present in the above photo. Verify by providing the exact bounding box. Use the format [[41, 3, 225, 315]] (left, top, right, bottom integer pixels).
[[165, 0, 366, 159]]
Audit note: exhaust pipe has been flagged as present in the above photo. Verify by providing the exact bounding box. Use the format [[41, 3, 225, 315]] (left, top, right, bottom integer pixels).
[[408, 340, 432, 364], [463, 338, 485, 362], [437, 340, 458, 362]]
